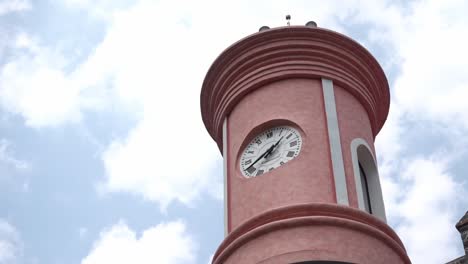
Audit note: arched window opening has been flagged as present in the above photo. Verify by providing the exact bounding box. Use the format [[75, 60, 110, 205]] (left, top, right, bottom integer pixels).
[[359, 162, 372, 214], [350, 138, 387, 222]]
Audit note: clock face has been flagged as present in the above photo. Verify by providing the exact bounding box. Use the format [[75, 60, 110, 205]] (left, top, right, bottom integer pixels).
[[240, 126, 302, 178]]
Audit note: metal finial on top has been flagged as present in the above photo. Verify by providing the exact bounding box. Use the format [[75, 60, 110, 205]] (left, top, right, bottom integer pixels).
[[286, 14, 291, 26], [306, 21, 317, 27], [259, 26, 270, 32]]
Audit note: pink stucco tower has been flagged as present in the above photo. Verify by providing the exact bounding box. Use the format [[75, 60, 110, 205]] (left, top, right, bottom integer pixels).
[[201, 24, 411, 264]]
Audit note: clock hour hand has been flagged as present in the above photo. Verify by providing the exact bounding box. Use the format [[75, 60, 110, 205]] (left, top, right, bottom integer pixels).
[[245, 143, 275, 171], [245, 136, 284, 171], [265, 136, 283, 158]]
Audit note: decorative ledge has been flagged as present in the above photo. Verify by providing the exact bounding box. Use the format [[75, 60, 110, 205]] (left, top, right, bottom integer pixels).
[[200, 26, 390, 151], [212, 203, 409, 264]]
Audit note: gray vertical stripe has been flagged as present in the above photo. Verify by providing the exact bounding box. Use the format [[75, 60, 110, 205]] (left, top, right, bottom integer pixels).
[[222, 118, 228, 236], [322, 78, 349, 205]]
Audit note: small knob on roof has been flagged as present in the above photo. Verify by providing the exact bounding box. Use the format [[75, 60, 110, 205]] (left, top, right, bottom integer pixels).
[[306, 21, 318, 27], [259, 26, 270, 32]]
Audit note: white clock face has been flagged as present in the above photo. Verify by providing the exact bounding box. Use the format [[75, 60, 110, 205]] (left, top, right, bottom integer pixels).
[[240, 126, 302, 178]]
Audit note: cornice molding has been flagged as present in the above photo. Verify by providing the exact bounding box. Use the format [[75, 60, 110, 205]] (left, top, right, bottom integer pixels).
[[212, 203, 409, 264], [200, 26, 390, 151]]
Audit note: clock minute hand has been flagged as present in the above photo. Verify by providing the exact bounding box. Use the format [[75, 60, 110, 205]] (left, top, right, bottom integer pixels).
[[245, 143, 275, 171], [246, 136, 284, 171], [265, 136, 284, 158], [273, 136, 284, 148]]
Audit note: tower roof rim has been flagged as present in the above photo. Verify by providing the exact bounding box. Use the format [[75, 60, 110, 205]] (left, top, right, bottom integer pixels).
[[200, 26, 390, 151]]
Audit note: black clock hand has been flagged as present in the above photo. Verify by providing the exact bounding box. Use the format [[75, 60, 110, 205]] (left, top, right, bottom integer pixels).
[[265, 136, 283, 158], [245, 144, 275, 171], [246, 136, 284, 171]]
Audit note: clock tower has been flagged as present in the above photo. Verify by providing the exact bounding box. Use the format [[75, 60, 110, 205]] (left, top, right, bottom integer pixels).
[[201, 23, 411, 264]]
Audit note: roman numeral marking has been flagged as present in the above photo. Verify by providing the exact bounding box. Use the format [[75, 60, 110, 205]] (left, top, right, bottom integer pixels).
[[290, 141, 297, 147], [266, 131, 273, 138], [286, 151, 295, 157], [256, 170, 264, 176], [247, 166, 256, 174], [286, 133, 293, 139]]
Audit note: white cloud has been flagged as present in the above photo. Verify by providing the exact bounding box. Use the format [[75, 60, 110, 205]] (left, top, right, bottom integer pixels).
[[59, 0, 130, 20], [390, 1, 468, 129], [0, 33, 110, 128], [375, 103, 404, 170], [352, 0, 468, 131], [81, 220, 196, 264], [378, 125, 465, 263], [0, 219, 22, 264], [392, 157, 462, 264], [92, 0, 236, 210], [0, 138, 29, 170], [102, 116, 222, 210], [0, 0, 30, 16], [0, 0, 249, 210]]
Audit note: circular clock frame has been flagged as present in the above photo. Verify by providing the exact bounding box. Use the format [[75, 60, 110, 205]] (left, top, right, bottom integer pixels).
[[239, 125, 303, 178]]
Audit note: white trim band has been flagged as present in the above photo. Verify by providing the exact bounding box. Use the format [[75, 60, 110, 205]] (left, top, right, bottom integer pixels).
[[322, 78, 349, 205]]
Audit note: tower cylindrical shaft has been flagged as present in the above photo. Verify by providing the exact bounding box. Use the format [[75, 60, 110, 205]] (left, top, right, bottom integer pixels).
[[201, 26, 411, 264]]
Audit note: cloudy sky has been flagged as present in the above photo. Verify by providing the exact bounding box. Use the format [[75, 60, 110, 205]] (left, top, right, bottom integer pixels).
[[0, 0, 467, 263]]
